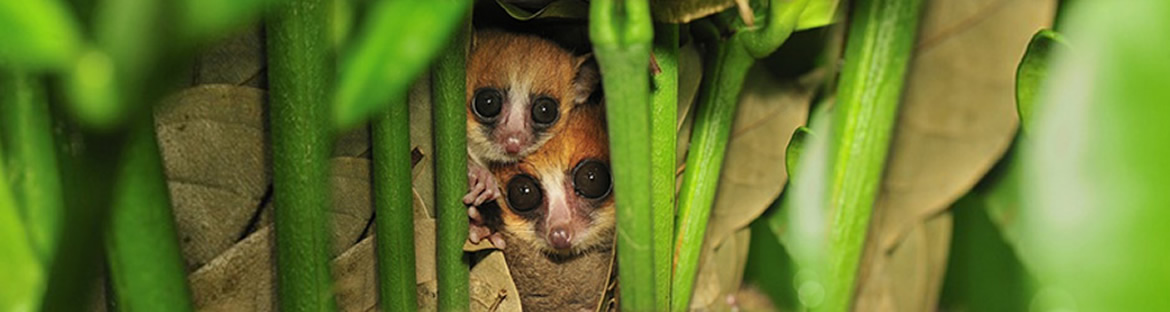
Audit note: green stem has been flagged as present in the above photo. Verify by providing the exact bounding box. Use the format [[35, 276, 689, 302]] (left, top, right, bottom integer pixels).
[[432, 20, 470, 312], [0, 71, 63, 262], [590, 0, 656, 310], [106, 119, 194, 312], [267, 0, 336, 310], [672, 0, 808, 307], [651, 24, 679, 312], [373, 94, 417, 311], [824, 0, 923, 310], [672, 34, 753, 312]]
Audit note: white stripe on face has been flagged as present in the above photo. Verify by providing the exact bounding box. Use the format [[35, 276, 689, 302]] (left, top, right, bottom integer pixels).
[[505, 70, 533, 132], [538, 165, 571, 230]]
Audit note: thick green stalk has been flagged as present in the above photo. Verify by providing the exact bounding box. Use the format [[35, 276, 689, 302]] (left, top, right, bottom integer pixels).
[[372, 94, 417, 311], [106, 120, 194, 312], [0, 71, 63, 262], [589, 0, 656, 310], [267, 0, 336, 310], [672, 35, 753, 312], [432, 21, 470, 312], [651, 24, 679, 312], [824, 0, 923, 311]]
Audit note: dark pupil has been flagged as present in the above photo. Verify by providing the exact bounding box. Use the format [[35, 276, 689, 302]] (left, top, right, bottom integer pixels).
[[531, 97, 558, 126], [506, 175, 542, 212], [573, 160, 611, 199], [473, 88, 503, 119]]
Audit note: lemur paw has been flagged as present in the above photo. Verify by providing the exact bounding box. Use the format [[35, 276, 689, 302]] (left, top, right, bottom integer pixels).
[[468, 206, 507, 250], [463, 164, 500, 206], [465, 163, 505, 249]]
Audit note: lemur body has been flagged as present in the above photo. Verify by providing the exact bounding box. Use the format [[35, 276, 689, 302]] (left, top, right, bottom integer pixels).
[[463, 29, 599, 248], [491, 104, 616, 311]]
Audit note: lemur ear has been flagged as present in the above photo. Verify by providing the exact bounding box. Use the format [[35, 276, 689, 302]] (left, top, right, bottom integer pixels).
[[572, 54, 600, 105]]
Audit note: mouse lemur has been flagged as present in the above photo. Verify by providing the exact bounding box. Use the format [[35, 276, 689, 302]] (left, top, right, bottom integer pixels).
[[463, 29, 600, 248]]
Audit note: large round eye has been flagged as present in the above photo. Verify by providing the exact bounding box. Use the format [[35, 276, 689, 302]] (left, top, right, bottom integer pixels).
[[530, 96, 559, 127], [506, 174, 543, 212], [572, 159, 612, 199], [472, 88, 504, 120]]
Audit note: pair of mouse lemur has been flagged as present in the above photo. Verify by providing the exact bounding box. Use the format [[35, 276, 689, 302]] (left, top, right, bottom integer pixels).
[[462, 30, 618, 311]]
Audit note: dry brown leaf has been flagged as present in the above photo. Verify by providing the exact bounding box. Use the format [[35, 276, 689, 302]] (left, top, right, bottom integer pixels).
[[470, 251, 524, 312], [689, 227, 752, 311], [189, 217, 438, 311], [327, 157, 377, 256], [856, 0, 1056, 310], [253, 156, 376, 257], [334, 126, 371, 158], [706, 65, 814, 249], [675, 41, 705, 171], [650, 0, 735, 24], [192, 25, 266, 88], [408, 74, 436, 218], [855, 213, 952, 312], [155, 84, 270, 271], [332, 236, 378, 312]]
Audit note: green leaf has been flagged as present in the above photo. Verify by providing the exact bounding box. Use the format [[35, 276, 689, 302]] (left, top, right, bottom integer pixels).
[[496, 0, 588, 21], [0, 72, 64, 262], [0, 0, 82, 69], [1020, 1, 1170, 310], [180, 0, 278, 41], [0, 154, 45, 312], [1015, 29, 1066, 134], [785, 126, 811, 180], [333, 0, 469, 130], [796, 0, 840, 30]]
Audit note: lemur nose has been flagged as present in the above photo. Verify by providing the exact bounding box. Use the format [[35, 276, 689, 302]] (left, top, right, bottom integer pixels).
[[503, 136, 524, 154], [548, 227, 573, 250]]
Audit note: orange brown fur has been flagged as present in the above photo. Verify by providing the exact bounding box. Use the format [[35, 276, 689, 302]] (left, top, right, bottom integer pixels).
[[466, 30, 596, 164], [491, 104, 614, 256]]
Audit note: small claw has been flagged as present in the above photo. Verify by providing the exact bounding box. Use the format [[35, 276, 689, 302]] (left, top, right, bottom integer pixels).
[[462, 192, 477, 205], [468, 206, 483, 223], [473, 189, 495, 206], [469, 228, 484, 243], [488, 233, 507, 250]]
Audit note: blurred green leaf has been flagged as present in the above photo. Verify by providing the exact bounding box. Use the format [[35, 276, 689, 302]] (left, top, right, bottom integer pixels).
[[0, 0, 82, 69], [0, 71, 64, 262], [797, 0, 840, 30], [939, 191, 1036, 312], [181, 0, 278, 41], [333, 0, 469, 130], [785, 126, 811, 180], [1015, 29, 1066, 134], [744, 202, 799, 311], [0, 156, 45, 312], [1021, 0, 1170, 310], [64, 49, 122, 131], [496, 0, 588, 21], [938, 137, 1036, 311]]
